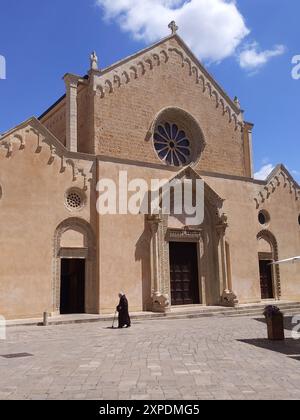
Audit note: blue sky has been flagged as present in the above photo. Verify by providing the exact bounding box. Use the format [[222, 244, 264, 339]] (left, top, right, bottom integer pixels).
[[0, 0, 299, 181]]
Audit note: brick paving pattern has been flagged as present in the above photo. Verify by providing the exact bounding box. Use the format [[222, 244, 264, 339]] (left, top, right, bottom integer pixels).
[[0, 316, 300, 400]]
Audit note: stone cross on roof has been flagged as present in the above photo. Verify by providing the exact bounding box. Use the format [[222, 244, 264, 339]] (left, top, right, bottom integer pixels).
[[168, 21, 178, 35]]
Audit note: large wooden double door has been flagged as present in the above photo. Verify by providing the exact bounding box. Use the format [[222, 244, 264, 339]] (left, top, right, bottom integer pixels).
[[169, 242, 200, 306]]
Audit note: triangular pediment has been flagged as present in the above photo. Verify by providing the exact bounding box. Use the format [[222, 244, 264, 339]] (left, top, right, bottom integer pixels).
[[90, 35, 243, 130], [168, 166, 224, 210], [0, 117, 93, 161], [0, 117, 94, 186], [254, 164, 300, 208]]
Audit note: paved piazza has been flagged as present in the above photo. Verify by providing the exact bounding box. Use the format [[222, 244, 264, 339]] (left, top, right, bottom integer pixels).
[[0, 315, 300, 400]]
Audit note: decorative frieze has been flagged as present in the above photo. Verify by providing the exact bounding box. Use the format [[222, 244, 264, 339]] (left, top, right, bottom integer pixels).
[[0, 118, 94, 192], [254, 165, 300, 209], [91, 36, 243, 132], [167, 228, 202, 242]]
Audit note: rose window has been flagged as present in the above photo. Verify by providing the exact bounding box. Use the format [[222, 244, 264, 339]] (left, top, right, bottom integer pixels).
[[154, 123, 191, 166]]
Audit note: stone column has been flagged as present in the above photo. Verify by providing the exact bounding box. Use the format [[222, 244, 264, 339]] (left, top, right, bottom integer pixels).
[[147, 215, 170, 313], [64, 74, 79, 152], [217, 222, 228, 293], [199, 231, 207, 305], [150, 218, 160, 298], [217, 214, 238, 307]]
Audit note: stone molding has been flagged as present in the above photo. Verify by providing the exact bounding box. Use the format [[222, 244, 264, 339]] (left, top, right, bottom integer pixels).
[[172, 166, 224, 214], [257, 229, 281, 299], [147, 214, 171, 313], [91, 37, 243, 132], [254, 164, 300, 209], [167, 228, 202, 242], [150, 106, 206, 167], [59, 247, 89, 259], [0, 118, 94, 191], [53, 217, 96, 313]]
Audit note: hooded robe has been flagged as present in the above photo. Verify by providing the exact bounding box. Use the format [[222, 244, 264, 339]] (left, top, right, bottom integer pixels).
[[117, 295, 131, 328]]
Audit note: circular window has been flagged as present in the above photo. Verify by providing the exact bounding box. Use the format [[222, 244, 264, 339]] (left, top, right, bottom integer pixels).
[[65, 189, 85, 211], [154, 123, 191, 166], [152, 107, 206, 167], [258, 210, 270, 226]]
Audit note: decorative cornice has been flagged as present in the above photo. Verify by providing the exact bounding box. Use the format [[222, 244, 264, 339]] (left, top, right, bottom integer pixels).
[[254, 164, 300, 208], [91, 37, 243, 132], [169, 166, 225, 211], [167, 227, 202, 242], [92, 46, 169, 97], [0, 117, 94, 191]]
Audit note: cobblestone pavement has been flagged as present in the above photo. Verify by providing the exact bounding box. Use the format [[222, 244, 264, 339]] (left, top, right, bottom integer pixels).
[[0, 315, 300, 400]]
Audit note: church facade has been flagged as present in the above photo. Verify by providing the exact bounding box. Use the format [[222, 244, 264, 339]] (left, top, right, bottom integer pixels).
[[0, 27, 299, 319]]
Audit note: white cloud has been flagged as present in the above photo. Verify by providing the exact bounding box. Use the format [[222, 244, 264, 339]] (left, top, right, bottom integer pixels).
[[96, 0, 250, 63], [239, 43, 286, 71], [254, 164, 275, 181]]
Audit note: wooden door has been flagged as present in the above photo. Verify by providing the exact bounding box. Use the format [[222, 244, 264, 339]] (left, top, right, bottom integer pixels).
[[60, 259, 85, 314], [259, 260, 274, 300], [170, 242, 200, 306]]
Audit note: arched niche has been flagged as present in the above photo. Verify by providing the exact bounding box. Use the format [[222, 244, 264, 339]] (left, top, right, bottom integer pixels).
[[52, 218, 97, 314], [257, 230, 281, 300]]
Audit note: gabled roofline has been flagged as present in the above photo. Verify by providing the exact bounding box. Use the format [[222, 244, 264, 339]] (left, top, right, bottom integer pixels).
[[91, 34, 175, 77], [91, 33, 241, 116], [254, 163, 300, 209], [266, 164, 300, 189], [168, 166, 225, 209], [0, 117, 36, 139], [38, 94, 66, 121], [173, 35, 241, 115], [31, 32, 242, 129], [0, 117, 95, 162]]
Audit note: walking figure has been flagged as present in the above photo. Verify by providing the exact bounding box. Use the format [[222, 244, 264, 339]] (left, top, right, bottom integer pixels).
[[117, 292, 131, 329]]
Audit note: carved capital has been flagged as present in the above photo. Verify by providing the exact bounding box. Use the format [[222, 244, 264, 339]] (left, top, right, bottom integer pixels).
[[147, 214, 162, 234], [216, 213, 228, 237]]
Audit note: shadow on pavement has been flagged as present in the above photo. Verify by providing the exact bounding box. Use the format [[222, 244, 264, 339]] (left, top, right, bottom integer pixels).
[[254, 316, 299, 332], [238, 337, 300, 361]]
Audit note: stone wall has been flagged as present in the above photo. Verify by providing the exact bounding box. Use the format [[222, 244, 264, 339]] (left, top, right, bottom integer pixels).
[[92, 37, 247, 177], [0, 120, 96, 319]]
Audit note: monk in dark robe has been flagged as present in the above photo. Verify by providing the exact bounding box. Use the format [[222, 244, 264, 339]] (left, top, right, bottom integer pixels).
[[117, 293, 131, 328]]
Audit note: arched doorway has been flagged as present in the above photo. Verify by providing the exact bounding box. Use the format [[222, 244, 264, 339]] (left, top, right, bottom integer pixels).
[[53, 218, 96, 314], [257, 230, 281, 300]]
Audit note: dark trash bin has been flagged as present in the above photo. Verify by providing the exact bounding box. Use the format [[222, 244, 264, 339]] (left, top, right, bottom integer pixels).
[[263, 305, 285, 341]]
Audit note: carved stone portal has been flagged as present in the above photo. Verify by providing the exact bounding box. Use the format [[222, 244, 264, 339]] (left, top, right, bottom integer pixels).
[[147, 214, 170, 313]]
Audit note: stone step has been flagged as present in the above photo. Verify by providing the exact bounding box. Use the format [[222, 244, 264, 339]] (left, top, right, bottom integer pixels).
[[148, 306, 300, 321], [6, 302, 300, 327], [38, 306, 300, 325]]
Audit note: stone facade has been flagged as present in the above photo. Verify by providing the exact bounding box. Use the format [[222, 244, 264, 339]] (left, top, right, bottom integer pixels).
[[0, 31, 299, 319]]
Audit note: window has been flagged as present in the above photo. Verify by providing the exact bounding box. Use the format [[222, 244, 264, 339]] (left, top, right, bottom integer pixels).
[[65, 188, 86, 211], [154, 122, 191, 167], [258, 210, 270, 226]]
